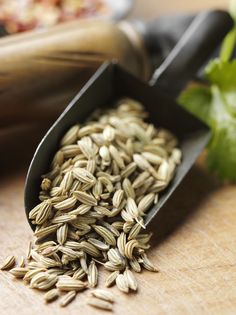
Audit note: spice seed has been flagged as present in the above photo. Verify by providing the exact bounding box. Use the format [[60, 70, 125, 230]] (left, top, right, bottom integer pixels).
[[60, 290, 77, 307], [44, 288, 59, 303], [115, 274, 129, 293], [0, 255, 16, 270], [87, 297, 113, 311], [92, 225, 116, 246], [1, 98, 182, 309], [74, 191, 97, 206], [124, 269, 138, 291], [140, 253, 158, 272], [19, 256, 25, 268], [88, 261, 98, 288], [10, 267, 29, 278], [105, 271, 120, 287], [87, 238, 110, 251], [91, 289, 114, 303], [56, 278, 87, 291]]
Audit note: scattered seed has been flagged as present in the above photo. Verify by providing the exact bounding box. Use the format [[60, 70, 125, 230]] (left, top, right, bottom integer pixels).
[[10, 267, 29, 278], [59, 171, 73, 191], [19, 256, 25, 267], [23, 268, 46, 282], [60, 290, 77, 307], [155, 160, 169, 181], [2, 98, 181, 309], [41, 178, 51, 191], [128, 223, 143, 240], [124, 240, 139, 260], [142, 152, 163, 165], [123, 178, 135, 199], [117, 232, 126, 256], [88, 261, 98, 288], [124, 269, 138, 291], [92, 225, 116, 246], [56, 278, 87, 291], [80, 241, 101, 258], [132, 172, 149, 189], [138, 193, 155, 214], [91, 289, 114, 302], [139, 253, 158, 272], [109, 145, 125, 169], [34, 201, 52, 224], [116, 274, 129, 293], [121, 162, 137, 178], [87, 297, 113, 311], [126, 198, 139, 219], [0, 255, 15, 270], [74, 191, 97, 206], [72, 167, 96, 185], [112, 189, 124, 209], [34, 224, 60, 238], [107, 248, 124, 266], [103, 125, 115, 142], [105, 271, 120, 287], [60, 125, 79, 146], [51, 214, 77, 224], [54, 196, 77, 211], [44, 288, 59, 303], [87, 238, 110, 251], [57, 224, 68, 245], [73, 268, 86, 280]]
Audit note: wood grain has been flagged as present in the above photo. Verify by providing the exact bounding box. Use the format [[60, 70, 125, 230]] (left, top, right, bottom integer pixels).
[[1, 1, 236, 315]]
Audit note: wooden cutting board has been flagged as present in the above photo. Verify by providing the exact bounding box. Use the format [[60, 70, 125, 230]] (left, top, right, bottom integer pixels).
[[1, 1, 236, 314]]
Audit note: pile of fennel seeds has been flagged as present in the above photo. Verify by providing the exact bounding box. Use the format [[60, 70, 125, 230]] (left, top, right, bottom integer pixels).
[[0, 98, 182, 310]]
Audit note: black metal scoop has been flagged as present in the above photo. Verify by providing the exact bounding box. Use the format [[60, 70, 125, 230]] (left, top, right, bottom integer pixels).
[[25, 10, 233, 229]]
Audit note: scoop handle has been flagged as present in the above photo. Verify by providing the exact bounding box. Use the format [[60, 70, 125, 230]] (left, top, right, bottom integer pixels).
[[149, 10, 233, 96], [138, 13, 195, 71]]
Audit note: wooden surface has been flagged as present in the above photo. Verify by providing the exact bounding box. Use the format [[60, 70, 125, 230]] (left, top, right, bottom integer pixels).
[[1, 1, 236, 315]]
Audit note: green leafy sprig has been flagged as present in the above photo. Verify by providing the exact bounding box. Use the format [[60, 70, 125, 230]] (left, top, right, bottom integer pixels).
[[179, 2, 236, 181]]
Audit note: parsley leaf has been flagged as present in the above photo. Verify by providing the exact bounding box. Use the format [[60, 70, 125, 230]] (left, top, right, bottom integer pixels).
[[178, 0, 236, 181], [179, 60, 236, 180]]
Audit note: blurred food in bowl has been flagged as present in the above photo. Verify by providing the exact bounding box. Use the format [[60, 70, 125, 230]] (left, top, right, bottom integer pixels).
[[0, 0, 111, 33]]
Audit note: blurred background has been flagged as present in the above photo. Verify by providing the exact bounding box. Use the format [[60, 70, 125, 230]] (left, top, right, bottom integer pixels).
[[0, 0, 229, 174], [0, 0, 228, 34], [133, 0, 228, 18], [0, 0, 131, 34]]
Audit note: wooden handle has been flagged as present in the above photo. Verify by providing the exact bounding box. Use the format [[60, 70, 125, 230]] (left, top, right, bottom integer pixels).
[[0, 19, 149, 127]]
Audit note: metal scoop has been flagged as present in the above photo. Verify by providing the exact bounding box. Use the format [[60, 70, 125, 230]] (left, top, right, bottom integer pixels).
[[25, 10, 233, 228]]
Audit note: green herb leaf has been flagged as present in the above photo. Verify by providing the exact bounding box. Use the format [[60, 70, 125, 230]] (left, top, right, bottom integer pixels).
[[206, 59, 236, 117], [178, 84, 212, 126], [207, 84, 236, 180], [178, 2, 236, 181], [219, 28, 236, 62], [205, 59, 236, 89], [179, 61, 236, 181]]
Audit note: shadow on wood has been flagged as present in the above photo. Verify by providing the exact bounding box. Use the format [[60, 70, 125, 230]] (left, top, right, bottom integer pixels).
[[148, 162, 221, 248], [0, 123, 52, 180]]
